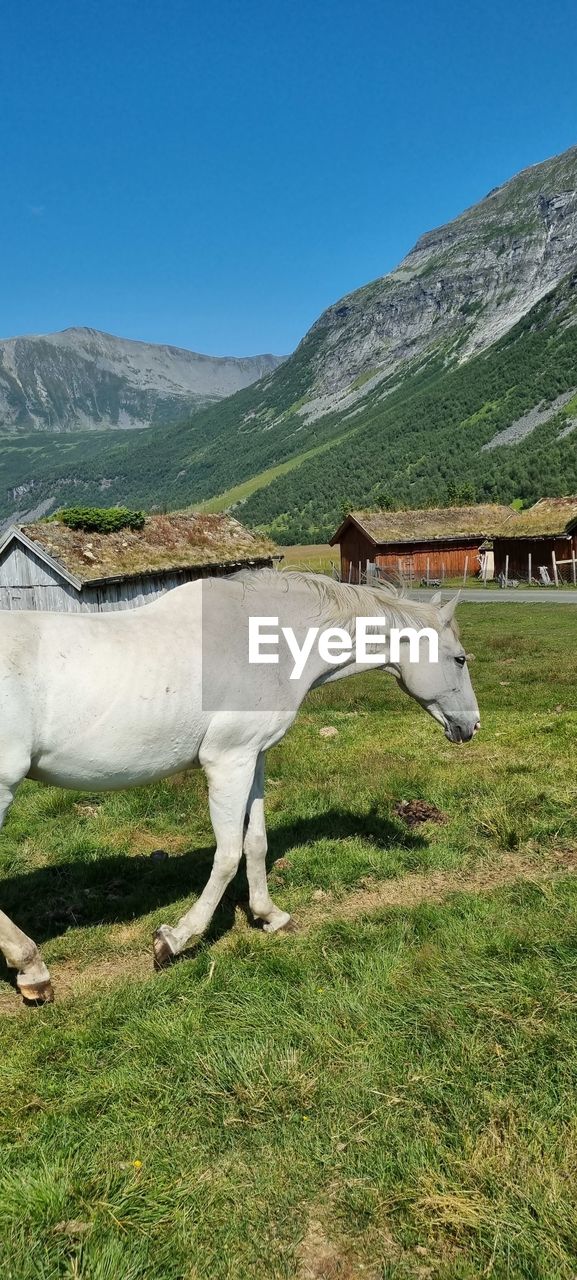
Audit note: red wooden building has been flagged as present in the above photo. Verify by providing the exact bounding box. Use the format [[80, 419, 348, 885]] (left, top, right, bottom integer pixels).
[[492, 497, 577, 583], [330, 505, 514, 584]]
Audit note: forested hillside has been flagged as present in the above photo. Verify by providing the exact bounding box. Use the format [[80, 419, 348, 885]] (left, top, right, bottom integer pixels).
[[2, 270, 576, 536], [240, 273, 577, 540], [1, 145, 576, 535]]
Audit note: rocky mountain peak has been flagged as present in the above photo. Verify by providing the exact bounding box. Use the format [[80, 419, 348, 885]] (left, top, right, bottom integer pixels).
[[0, 327, 285, 432], [304, 143, 577, 411]]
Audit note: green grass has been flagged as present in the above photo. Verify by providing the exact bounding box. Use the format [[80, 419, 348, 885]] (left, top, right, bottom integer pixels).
[[351, 366, 381, 391], [195, 433, 355, 515], [1, 605, 577, 1278], [276, 543, 336, 573]]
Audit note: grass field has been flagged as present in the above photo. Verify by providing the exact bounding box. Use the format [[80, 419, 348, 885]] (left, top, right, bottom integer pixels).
[[195, 439, 351, 516], [1, 605, 577, 1278], [277, 544, 336, 573]]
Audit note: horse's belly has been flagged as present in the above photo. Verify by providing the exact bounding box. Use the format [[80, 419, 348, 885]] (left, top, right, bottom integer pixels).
[[28, 747, 200, 790], [29, 693, 205, 790]]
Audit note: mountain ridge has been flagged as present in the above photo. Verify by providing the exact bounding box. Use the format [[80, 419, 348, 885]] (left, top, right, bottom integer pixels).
[[1, 143, 576, 535], [0, 326, 285, 433], [299, 143, 577, 412]]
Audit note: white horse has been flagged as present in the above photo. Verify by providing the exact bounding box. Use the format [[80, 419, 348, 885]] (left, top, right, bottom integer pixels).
[[0, 571, 479, 1003]]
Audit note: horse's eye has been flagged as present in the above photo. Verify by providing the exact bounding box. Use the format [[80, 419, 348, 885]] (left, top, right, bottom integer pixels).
[[455, 655, 467, 667]]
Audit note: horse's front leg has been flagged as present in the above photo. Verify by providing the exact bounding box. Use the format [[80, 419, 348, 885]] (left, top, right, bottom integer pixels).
[[0, 908, 53, 1004], [244, 754, 292, 933], [0, 779, 54, 1004], [153, 751, 258, 966]]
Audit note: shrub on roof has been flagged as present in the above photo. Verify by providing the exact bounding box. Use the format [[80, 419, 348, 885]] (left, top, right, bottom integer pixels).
[[49, 507, 146, 533]]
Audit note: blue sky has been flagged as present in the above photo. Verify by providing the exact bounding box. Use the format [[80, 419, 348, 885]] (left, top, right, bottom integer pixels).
[[1, 0, 576, 355]]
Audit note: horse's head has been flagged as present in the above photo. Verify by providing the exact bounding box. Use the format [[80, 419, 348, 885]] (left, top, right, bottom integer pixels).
[[393, 593, 480, 743]]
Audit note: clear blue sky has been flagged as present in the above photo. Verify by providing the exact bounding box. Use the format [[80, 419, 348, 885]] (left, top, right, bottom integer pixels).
[[1, 0, 576, 356]]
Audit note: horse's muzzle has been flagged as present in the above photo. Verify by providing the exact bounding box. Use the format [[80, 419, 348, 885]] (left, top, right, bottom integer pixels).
[[445, 719, 480, 743]]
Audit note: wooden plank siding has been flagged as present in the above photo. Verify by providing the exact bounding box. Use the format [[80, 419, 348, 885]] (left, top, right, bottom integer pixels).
[[374, 540, 482, 580], [0, 543, 79, 611], [338, 529, 374, 583], [79, 563, 248, 612], [493, 533, 577, 581], [338, 528, 483, 583]]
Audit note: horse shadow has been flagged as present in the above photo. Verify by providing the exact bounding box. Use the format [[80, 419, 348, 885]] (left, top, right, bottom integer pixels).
[[0, 808, 426, 986]]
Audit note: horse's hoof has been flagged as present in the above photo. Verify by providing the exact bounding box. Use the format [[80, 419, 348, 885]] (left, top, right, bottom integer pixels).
[[19, 979, 55, 1006], [153, 929, 176, 970]]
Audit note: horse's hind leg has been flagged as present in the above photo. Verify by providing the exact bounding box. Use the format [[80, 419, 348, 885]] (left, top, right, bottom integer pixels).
[[153, 751, 257, 966], [244, 754, 292, 933], [0, 777, 54, 1004]]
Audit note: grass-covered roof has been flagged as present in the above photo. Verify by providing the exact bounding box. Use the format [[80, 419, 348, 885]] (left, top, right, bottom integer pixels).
[[332, 497, 577, 546], [495, 496, 577, 537], [20, 513, 278, 584], [331, 504, 515, 546]]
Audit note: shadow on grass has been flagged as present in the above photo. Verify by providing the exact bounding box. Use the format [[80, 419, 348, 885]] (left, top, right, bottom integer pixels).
[[0, 808, 425, 983]]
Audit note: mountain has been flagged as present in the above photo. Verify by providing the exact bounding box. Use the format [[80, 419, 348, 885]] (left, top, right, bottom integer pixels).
[[0, 327, 285, 432], [298, 144, 577, 415], [1, 144, 576, 535]]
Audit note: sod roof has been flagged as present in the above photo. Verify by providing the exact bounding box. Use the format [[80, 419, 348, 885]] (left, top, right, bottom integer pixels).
[[14, 513, 278, 585], [494, 496, 577, 537], [330, 505, 515, 546]]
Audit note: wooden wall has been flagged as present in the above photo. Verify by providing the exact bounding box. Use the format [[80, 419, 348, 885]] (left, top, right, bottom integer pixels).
[[81, 572, 190, 612], [0, 543, 80, 611], [0, 544, 274, 611], [493, 534, 577, 581], [338, 528, 375, 584], [338, 529, 483, 583]]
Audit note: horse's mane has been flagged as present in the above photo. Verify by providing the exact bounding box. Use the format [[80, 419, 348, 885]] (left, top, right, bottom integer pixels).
[[231, 568, 449, 633]]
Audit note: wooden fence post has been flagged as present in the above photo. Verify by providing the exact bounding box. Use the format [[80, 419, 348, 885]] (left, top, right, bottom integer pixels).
[[552, 550, 559, 587], [504, 554, 509, 588], [463, 556, 468, 587], [426, 557, 430, 587], [572, 549, 577, 586], [528, 552, 532, 585]]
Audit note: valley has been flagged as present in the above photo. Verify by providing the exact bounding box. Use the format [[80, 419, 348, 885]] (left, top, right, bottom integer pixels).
[[1, 145, 577, 539]]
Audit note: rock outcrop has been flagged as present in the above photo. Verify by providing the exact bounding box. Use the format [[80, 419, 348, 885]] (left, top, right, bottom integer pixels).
[[302, 145, 577, 409]]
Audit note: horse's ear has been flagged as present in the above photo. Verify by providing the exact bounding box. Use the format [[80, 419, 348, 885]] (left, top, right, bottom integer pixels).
[[440, 591, 461, 624], [430, 591, 442, 606]]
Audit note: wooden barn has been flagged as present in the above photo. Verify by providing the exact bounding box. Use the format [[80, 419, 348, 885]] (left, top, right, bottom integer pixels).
[[0, 513, 278, 612], [492, 497, 577, 584], [330, 505, 514, 584]]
